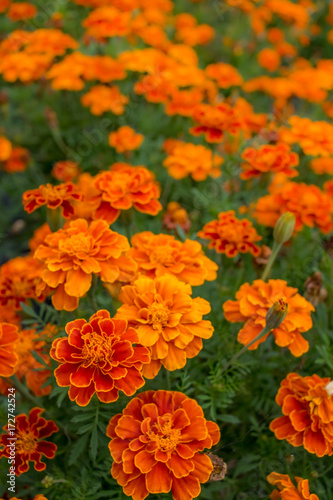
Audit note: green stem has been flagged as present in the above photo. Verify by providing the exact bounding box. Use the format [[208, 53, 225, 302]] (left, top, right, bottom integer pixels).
[[221, 325, 272, 374], [261, 241, 282, 281]]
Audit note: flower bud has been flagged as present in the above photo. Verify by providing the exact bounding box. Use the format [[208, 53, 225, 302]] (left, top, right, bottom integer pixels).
[[41, 475, 54, 488], [265, 299, 288, 330], [273, 212, 296, 244]]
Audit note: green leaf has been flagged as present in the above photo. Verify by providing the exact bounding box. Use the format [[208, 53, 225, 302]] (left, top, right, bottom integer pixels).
[[89, 425, 98, 463], [219, 414, 241, 424], [68, 434, 89, 466]]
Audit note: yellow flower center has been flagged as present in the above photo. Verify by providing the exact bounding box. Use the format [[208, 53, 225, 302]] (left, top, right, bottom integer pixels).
[[148, 417, 181, 452], [151, 247, 175, 266], [60, 234, 92, 256], [147, 302, 170, 330], [81, 331, 111, 366], [16, 430, 37, 454]]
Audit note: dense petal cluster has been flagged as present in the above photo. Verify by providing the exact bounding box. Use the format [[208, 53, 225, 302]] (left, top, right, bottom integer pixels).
[[81, 85, 129, 115], [162, 139, 223, 181], [0, 408, 58, 475], [162, 202, 191, 233], [0, 323, 18, 377], [51, 161, 81, 182], [252, 181, 333, 234], [109, 126, 144, 153], [240, 143, 299, 180], [107, 390, 220, 500], [280, 116, 333, 157], [270, 373, 333, 457], [34, 219, 137, 311], [23, 182, 81, 217], [223, 279, 314, 356], [198, 210, 262, 257], [115, 275, 214, 378], [267, 472, 319, 500], [126, 231, 218, 286], [190, 103, 241, 143], [51, 310, 150, 406], [205, 62, 243, 88], [92, 163, 162, 224]]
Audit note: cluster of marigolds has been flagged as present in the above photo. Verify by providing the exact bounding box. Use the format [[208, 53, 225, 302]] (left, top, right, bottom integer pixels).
[[0, 0, 333, 499]]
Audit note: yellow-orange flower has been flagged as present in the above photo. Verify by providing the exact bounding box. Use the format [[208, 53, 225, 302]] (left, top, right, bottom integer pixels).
[[223, 279, 314, 356], [50, 310, 150, 406], [116, 275, 214, 378], [2, 146, 29, 173], [23, 182, 81, 218], [198, 210, 262, 257], [310, 157, 333, 175], [206, 62, 243, 88], [257, 47, 281, 72], [107, 390, 220, 500], [126, 231, 218, 286], [81, 85, 129, 115], [270, 373, 333, 457], [109, 126, 144, 153], [190, 103, 241, 143], [240, 143, 299, 180], [163, 202, 191, 233], [163, 140, 223, 181], [267, 472, 319, 500], [280, 116, 333, 157], [7, 2, 37, 21], [0, 136, 12, 161], [0, 323, 18, 377], [82, 6, 131, 40], [51, 160, 81, 182], [34, 219, 137, 311], [92, 163, 162, 224]]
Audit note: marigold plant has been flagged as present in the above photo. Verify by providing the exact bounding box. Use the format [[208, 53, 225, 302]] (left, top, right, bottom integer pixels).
[[240, 143, 299, 180], [267, 472, 319, 500], [109, 126, 144, 153]]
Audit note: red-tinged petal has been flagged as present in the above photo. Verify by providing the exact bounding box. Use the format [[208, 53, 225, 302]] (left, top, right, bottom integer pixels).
[[135, 450, 157, 473], [206, 421, 220, 445], [70, 365, 96, 388], [289, 409, 311, 432], [116, 415, 142, 439], [166, 452, 194, 478], [191, 453, 213, 483], [108, 437, 128, 463], [142, 403, 158, 422], [171, 474, 201, 500], [97, 387, 119, 403], [176, 443, 195, 459], [123, 474, 149, 500], [54, 363, 80, 387], [145, 462, 172, 494], [129, 438, 145, 452], [113, 341, 134, 362], [115, 367, 144, 396], [303, 429, 328, 457], [68, 383, 95, 406], [181, 417, 208, 442], [142, 359, 161, 379], [155, 449, 169, 462], [94, 370, 114, 392], [123, 448, 137, 474], [171, 408, 191, 430], [270, 416, 295, 439], [109, 365, 128, 380], [36, 441, 57, 458], [153, 390, 174, 415]]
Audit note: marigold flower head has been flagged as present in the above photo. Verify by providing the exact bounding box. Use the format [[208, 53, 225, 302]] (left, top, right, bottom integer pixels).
[[253, 181, 333, 234], [0, 256, 48, 309], [81, 85, 129, 115], [116, 275, 213, 378], [92, 163, 162, 224], [198, 211, 262, 257], [270, 373, 333, 457], [267, 472, 319, 500], [0, 0, 10, 13], [7, 2, 37, 21], [107, 390, 220, 500], [0, 323, 18, 377], [223, 279, 314, 356], [163, 140, 223, 181], [109, 126, 144, 153], [51, 310, 150, 406], [310, 157, 333, 175], [175, 15, 215, 46], [23, 182, 81, 218], [51, 160, 81, 182], [126, 231, 218, 286], [34, 218, 137, 311], [190, 103, 241, 143], [0, 135, 12, 161], [164, 88, 205, 117], [240, 143, 299, 180], [82, 6, 131, 40], [280, 116, 333, 157], [206, 62, 243, 88], [257, 47, 281, 72], [163, 202, 191, 233], [0, 407, 58, 475], [2, 146, 29, 173]]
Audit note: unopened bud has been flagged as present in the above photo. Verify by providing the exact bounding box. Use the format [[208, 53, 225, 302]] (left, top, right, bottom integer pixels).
[[324, 381, 333, 396], [265, 299, 288, 330], [41, 475, 54, 488], [273, 212, 296, 244]]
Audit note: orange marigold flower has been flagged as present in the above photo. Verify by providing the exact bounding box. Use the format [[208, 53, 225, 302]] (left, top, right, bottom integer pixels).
[[13, 327, 52, 397], [162, 140, 223, 181], [51, 160, 81, 182], [198, 210, 262, 257], [270, 373, 333, 457], [0, 136, 12, 161], [109, 126, 144, 153], [164, 88, 205, 117], [2, 146, 29, 173], [0, 323, 18, 377], [206, 62, 243, 88], [174, 13, 215, 46], [223, 279, 314, 356], [0, 256, 48, 309], [50, 310, 150, 406], [0, 0, 10, 13], [126, 231, 218, 286], [107, 390, 220, 500], [116, 275, 214, 378], [7, 2, 37, 21], [257, 47, 281, 72], [324, 179, 333, 198], [310, 157, 333, 175], [240, 143, 299, 180], [23, 182, 81, 218], [163, 201, 191, 233], [82, 6, 131, 40], [93, 163, 162, 224], [0, 407, 58, 475], [34, 219, 137, 311], [190, 103, 241, 143], [252, 181, 333, 234], [267, 472, 319, 500], [280, 116, 333, 157], [81, 84, 129, 115]]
